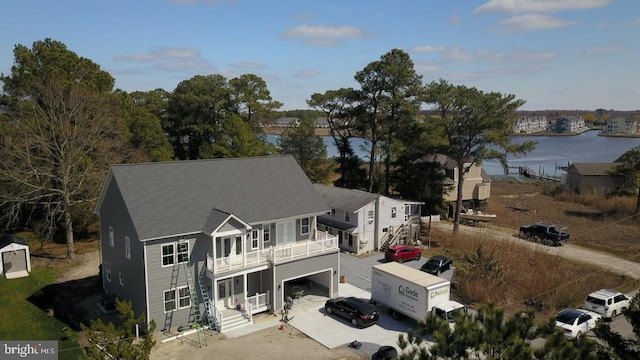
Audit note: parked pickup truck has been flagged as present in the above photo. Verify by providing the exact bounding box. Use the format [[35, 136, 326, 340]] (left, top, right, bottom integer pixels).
[[519, 223, 569, 246]]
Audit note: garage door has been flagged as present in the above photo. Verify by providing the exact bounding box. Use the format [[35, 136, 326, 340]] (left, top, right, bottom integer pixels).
[[2, 249, 27, 273]]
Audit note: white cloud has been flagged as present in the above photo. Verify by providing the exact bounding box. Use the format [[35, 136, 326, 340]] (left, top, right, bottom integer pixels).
[[511, 50, 556, 61], [232, 61, 265, 69], [475, 0, 611, 14], [412, 45, 447, 53], [414, 61, 444, 73], [586, 46, 624, 54], [114, 47, 199, 62], [113, 47, 216, 73], [294, 69, 320, 78], [495, 14, 578, 33], [448, 13, 461, 25], [282, 25, 369, 46]]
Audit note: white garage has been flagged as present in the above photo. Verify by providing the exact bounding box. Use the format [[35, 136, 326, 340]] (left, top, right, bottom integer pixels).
[[0, 235, 31, 279]]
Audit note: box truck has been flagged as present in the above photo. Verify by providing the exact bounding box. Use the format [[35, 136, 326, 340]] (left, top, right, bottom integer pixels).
[[371, 262, 466, 323]]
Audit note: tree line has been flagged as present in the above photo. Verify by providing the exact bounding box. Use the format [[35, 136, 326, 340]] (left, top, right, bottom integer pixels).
[[2, 39, 639, 260]]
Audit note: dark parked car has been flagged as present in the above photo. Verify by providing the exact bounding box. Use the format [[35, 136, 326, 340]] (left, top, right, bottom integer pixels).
[[420, 255, 453, 275], [324, 297, 379, 327], [384, 245, 422, 263]]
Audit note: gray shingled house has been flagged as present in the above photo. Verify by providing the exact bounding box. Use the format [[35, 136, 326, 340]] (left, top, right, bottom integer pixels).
[[94, 155, 339, 334], [314, 184, 422, 255]]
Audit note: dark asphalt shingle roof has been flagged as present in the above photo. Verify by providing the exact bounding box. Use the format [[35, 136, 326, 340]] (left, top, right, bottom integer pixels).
[[106, 155, 330, 241], [0, 235, 28, 249], [314, 184, 380, 213]]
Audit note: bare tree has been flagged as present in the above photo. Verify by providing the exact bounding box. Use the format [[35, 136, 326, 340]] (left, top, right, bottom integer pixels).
[[0, 39, 130, 259]]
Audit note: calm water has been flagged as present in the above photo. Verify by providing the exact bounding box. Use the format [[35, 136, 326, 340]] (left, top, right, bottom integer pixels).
[[267, 131, 640, 176]]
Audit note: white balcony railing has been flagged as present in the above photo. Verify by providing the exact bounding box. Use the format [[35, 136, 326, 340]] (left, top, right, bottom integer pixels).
[[206, 231, 338, 275], [245, 291, 270, 322]]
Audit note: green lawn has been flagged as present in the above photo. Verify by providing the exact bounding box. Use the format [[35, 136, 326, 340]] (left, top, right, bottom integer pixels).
[[0, 267, 85, 359]]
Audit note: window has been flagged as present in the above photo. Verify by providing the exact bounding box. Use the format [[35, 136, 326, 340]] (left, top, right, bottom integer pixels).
[[177, 241, 189, 264], [109, 226, 114, 247], [391, 207, 397, 218], [344, 212, 350, 222], [124, 236, 131, 259], [119, 272, 124, 286], [367, 210, 374, 224], [251, 229, 259, 250], [162, 244, 175, 266], [348, 234, 353, 247], [263, 224, 270, 243], [331, 209, 335, 217], [178, 287, 191, 308], [164, 290, 176, 312], [105, 261, 111, 282], [300, 217, 310, 235]]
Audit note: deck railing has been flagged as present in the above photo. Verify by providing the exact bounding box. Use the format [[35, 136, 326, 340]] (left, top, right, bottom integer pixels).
[[212, 301, 223, 332], [245, 291, 269, 322], [206, 231, 338, 275]]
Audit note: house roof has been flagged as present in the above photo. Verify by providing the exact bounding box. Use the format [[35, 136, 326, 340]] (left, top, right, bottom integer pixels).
[[314, 184, 380, 213], [567, 163, 621, 176], [0, 235, 28, 249], [101, 155, 330, 241]]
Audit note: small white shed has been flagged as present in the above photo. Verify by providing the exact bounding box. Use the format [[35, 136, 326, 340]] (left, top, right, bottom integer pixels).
[[0, 235, 31, 279]]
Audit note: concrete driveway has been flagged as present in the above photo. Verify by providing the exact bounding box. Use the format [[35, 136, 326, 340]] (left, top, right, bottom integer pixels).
[[288, 283, 425, 355]]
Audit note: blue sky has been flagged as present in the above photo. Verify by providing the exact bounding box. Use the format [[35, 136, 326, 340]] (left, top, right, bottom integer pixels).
[[1, 0, 639, 111]]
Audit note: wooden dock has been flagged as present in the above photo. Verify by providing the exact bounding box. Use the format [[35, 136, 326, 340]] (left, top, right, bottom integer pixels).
[[518, 165, 561, 182]]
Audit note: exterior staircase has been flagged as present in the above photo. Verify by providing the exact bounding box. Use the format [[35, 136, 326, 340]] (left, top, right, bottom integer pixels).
[[379, 225, 408, 251], [219, 308, 252, 332]]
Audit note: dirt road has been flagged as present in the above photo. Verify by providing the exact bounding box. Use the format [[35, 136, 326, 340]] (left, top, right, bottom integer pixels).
[[433, 222, 640, 279]]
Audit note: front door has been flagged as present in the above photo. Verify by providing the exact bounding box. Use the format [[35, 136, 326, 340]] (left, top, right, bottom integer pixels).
[[217, 278, 233, 308], [276, 220, 295, 245]]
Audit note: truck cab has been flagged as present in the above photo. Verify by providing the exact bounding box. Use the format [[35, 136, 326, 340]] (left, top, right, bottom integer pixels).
[[432, 300, 467, 323]]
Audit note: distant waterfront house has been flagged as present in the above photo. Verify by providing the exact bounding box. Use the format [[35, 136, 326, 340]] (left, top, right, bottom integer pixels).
[[314, 185, 422, 255], [275, 117, 299, 127], [427, 154, 491, 216], [564, 162, 624, 193], [94, 155, 339, 334], [514, 115, 548, 133], [602, 117, 639, 135], [314, 117, 330, 128], [549, 116, 589, 134]]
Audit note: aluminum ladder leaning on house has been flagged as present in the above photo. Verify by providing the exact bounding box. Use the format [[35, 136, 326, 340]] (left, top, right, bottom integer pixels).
[[178, 239, 208, 347]]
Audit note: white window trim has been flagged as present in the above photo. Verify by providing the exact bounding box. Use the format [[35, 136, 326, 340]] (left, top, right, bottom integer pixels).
[[105, 261, 111, 282], [263, 224, 270, 245], [300, 217, 310, 236], [119, 272, 124, 286], [161, 244, 175, 267], [178, 286, 191, 309], [109, 226, 114, 247], [163, 289, 176, 313], [251, 229, 259, 250], [176, 241, 189, 264], [125, 236, 131, 260]]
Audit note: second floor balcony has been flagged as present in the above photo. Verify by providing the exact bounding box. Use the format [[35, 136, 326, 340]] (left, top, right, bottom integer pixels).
[[206, 230, 338, 276]]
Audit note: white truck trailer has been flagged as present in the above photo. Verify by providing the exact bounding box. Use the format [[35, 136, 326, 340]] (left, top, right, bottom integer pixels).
[[371, 262, 466, 323]]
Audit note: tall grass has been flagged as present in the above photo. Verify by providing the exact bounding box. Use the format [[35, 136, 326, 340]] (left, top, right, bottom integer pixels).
[[428, 228, 636, 317]]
